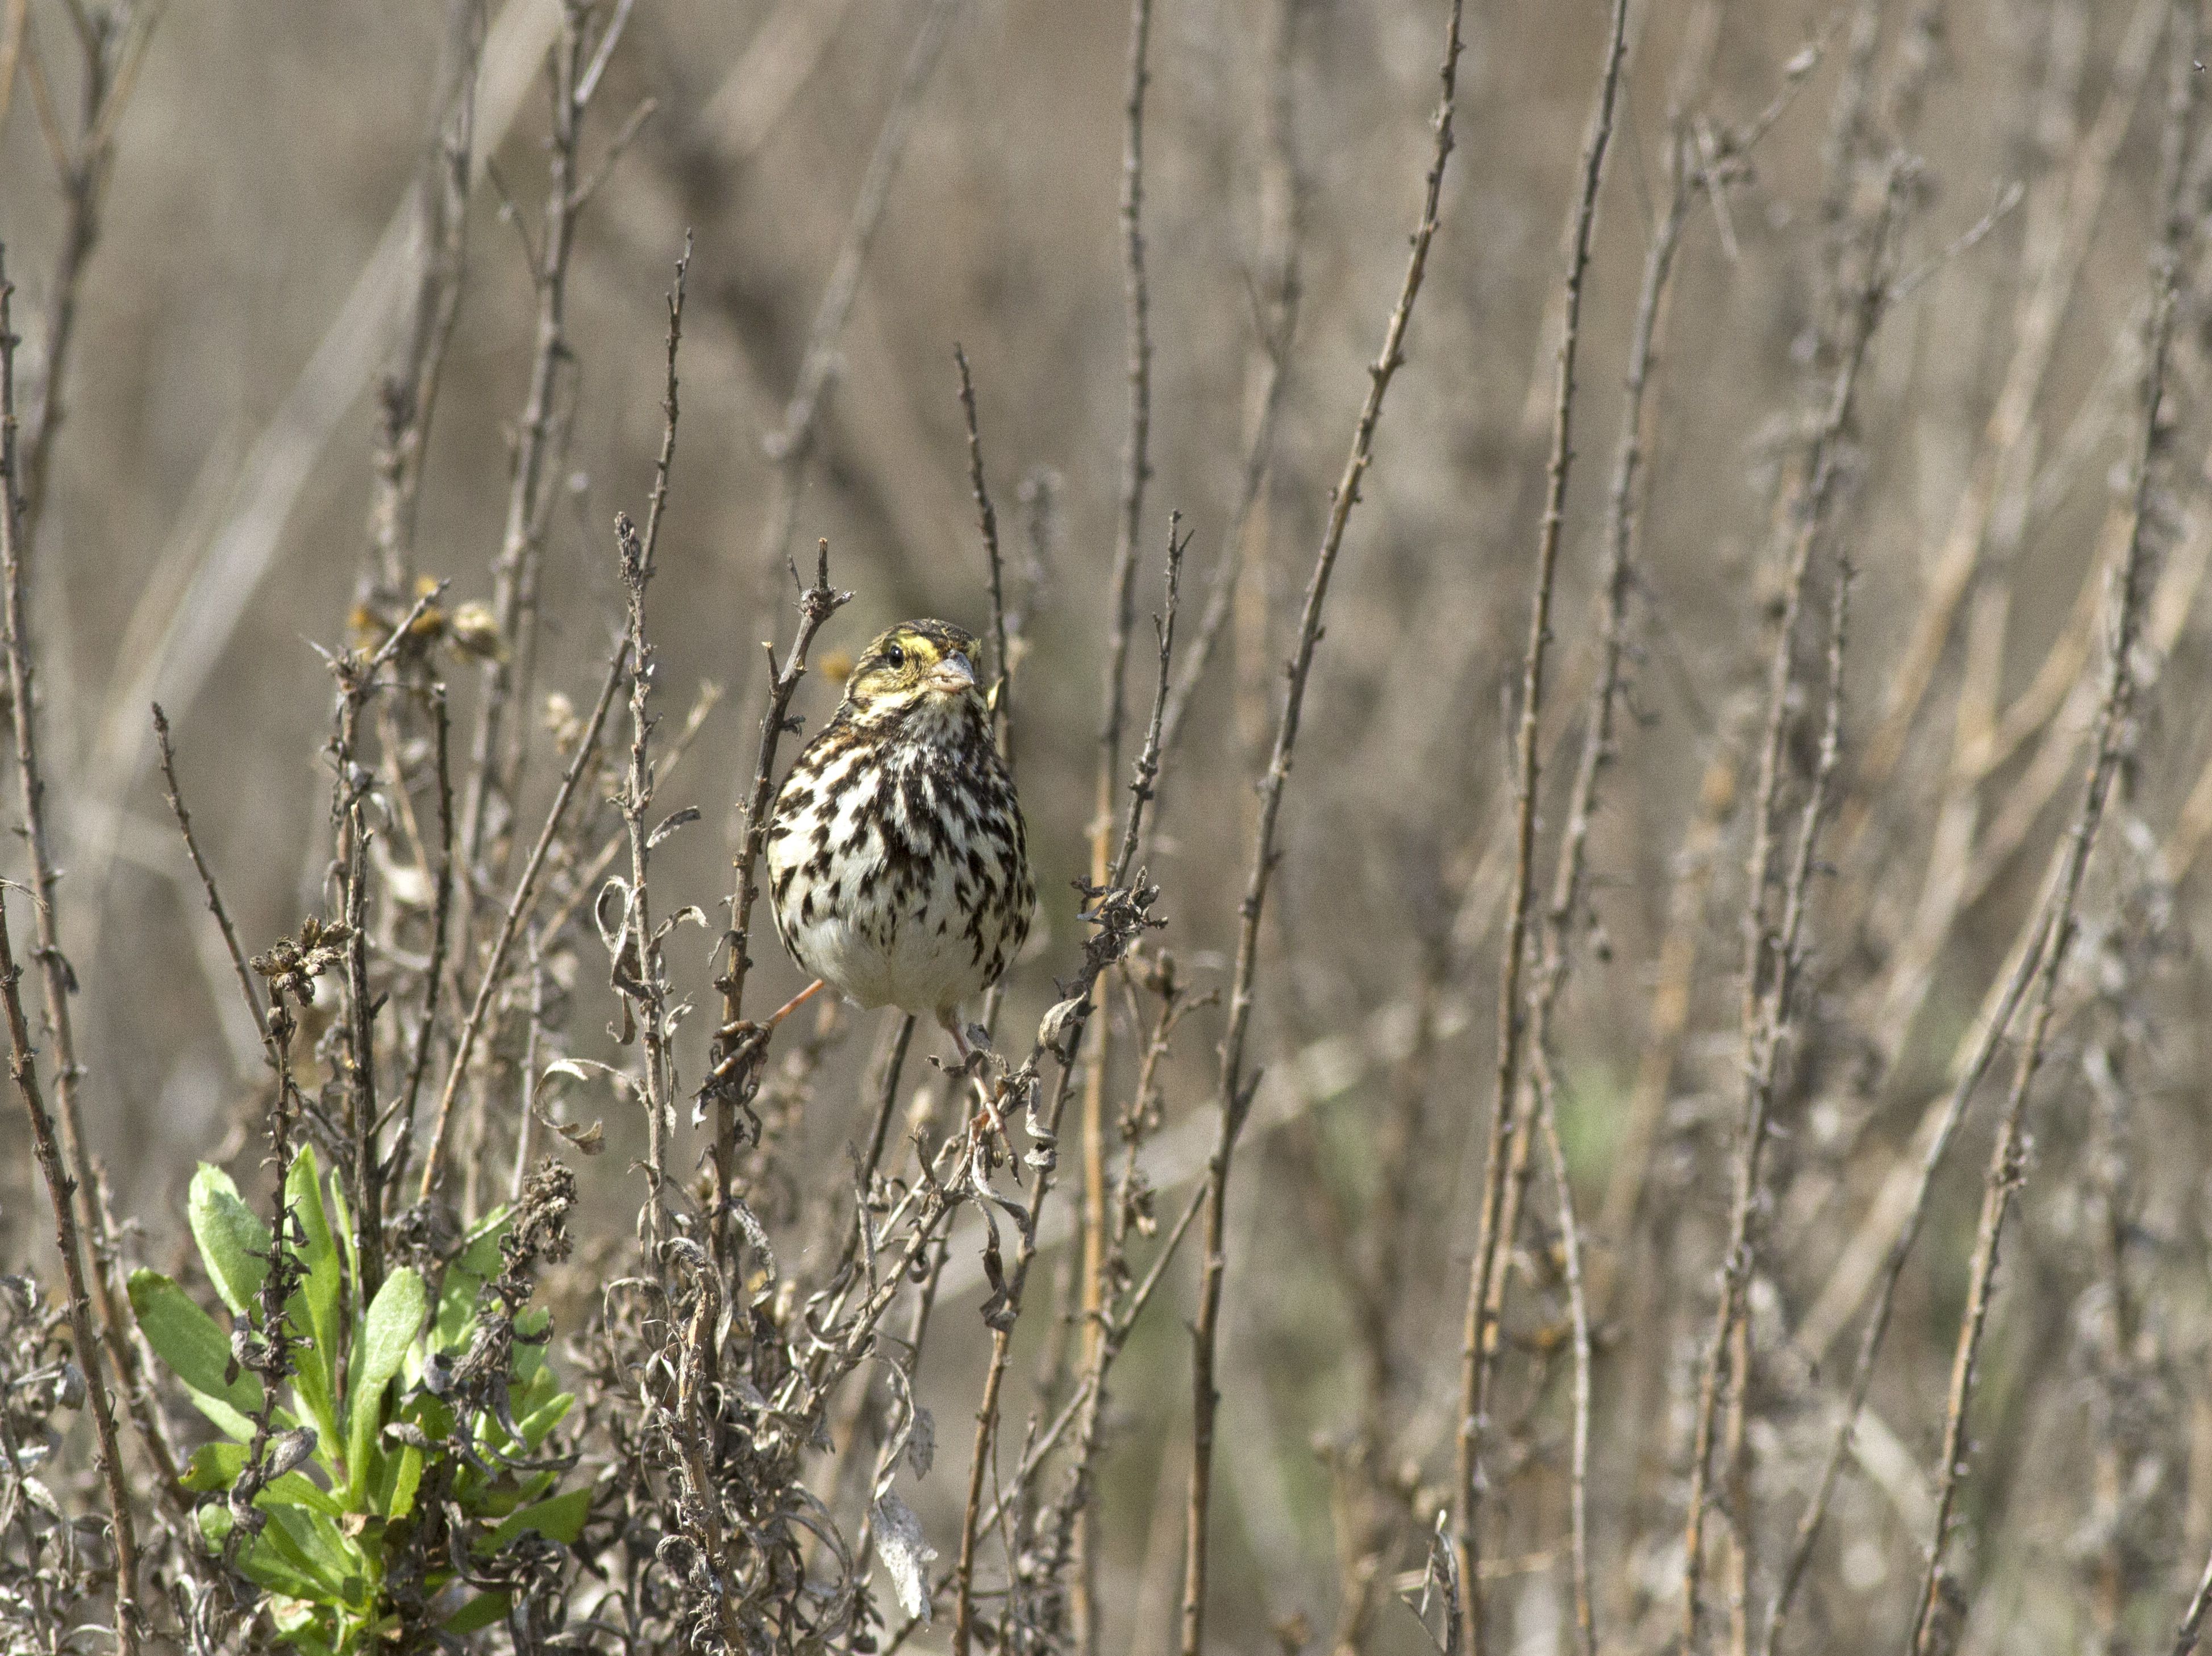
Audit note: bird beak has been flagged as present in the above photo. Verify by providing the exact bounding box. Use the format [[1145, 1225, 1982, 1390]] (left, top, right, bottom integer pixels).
[[927, 652, 977, 695]]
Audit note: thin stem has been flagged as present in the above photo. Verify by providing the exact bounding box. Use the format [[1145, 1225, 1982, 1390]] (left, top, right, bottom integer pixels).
[[418, 639, 629, 1203], [1455, 0, 1630, 1630], [707, 542, 849, 1272], [615, 509, 674, 1259], [151, 704, 270, 1055], [396, 684, 455, 1138], [1080, 0, 1158, 1414], [368, 0, 483, 594], [455, 1, 593, 878], [1184, 3, 1466, 1648], [19, 2, 156, 551], [0, 239, 139, 1656], [1152, 0, 1301, 773], [1905, 18, 2192, 1646], [1681, 164, 1907, 1654], [950, 521, 1184, 1656], [954, 345, 1012, 768]]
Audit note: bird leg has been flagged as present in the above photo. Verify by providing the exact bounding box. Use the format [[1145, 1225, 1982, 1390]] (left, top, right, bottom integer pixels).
[[765, 977, 830, 1030], [942, 1010, 1005, 1139], [939, 1009, 974, 1064], [710, 979, 828, 1081]]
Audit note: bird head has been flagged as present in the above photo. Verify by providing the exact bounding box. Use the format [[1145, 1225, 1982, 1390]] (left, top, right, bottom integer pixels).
[[839, 619, 985, 726]]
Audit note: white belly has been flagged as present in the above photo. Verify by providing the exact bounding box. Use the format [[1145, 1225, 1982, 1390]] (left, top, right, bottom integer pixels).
[[781, 897, 991, 1016]]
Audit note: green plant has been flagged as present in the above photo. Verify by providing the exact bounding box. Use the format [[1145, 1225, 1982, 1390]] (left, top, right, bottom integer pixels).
[[129, 1146, 582, 1652]]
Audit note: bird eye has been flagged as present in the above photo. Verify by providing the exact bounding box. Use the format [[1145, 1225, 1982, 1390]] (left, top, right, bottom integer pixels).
[[885, 643, 906, 668]]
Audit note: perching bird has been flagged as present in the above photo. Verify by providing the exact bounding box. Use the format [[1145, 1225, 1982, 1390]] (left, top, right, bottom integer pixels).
[[763, 619, 1033, 1058]]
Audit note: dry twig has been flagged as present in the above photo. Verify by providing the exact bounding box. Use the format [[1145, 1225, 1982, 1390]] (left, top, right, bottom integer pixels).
[[1183, 2, 1468, 1646]]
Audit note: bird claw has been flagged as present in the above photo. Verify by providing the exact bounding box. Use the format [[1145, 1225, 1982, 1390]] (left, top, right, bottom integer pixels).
[[969, 1089, 1007, 1139], [715, 1018, 768, 1052], [705, 1021, 774, 1093]]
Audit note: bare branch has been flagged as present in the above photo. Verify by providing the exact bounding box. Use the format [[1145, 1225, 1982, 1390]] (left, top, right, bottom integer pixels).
[[1185, 1, 1468, 1646]]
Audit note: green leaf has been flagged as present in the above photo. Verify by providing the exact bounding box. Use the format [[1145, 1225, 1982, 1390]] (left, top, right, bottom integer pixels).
[[180, 1442, 344, 1518], [357, 1268, 424, 1395], [267, 1596, 338, 1656], [128, 1270, 264, 1441], [189, 1164, 270, 1317], [345, 1267, 424, 1501], [403, 1393, 455, 1441], [199, 1507, 327, 1604], [181, 1442, 244, 1492], [268, 1472, 346, 1520], [284, 1147, 342, 1398], [432, 1206, 510, 1354], [326, 1181, 358, 1304], [441, 1592, 511, 1637], [199, 1500, 361, 1609], [288, 1355, 341, 1484], [513, 1390, 574, 1453], [459, 1205, 511, 1269], [486, 1486, 588, 1550], [258, 1504, 360, 1603], [388, 1445, 423, 1522], [511, 1307, 551, 1385]]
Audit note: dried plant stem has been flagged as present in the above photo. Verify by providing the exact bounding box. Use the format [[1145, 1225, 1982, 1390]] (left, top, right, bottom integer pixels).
[[2177, 1542, 2212, 1656], [817, 1012, 914, 1285], [616, 511, 674, 1256], [455, 6, 588, 871], [0, 240, 139, 1656], [1044, 985, 1208, 1592], [1781, 461, 2212, 1383], [398, 685, 455, 1131], [953, 346, 1013, 766], [0, 2, 25, 186], [2, 234, 109, 1254], [1849, 0, 2164, 821], [1182, 5, 1465, 1648], [944, 1070, 1097, 1648], [948, 1324, 1019, 1656], [709, 549, 846, 1026], [418, 640, 628, 1203], [606, 246, 688, 1258], [535, 680, 722, 944], [340, 808, 387, 1297], [1538, 1101, 1595, 1656], [369, 0, 482, 594], [4, 231, 176, 1450], [0, 885, 138, 1654], [1684, 556, 1857, 1654], [951, 530, 1182, 1656], [1761, 825, 2067, 1647], [1523, 157, 1696, 1601], [1680, 159, 1905, 1652], [1153, 0, 1300, 773], [886, 1180, 1206, 1653], [1455, 0, 1629, 1627], [665, 1259, 743, 1651], [1080, 0, 1157, 1400], [448, 31, 646, 1194], [1115, 522, 1184, 886], [151, 705, 270, 1055], [17, 2, 156, 549], [707, 541, 849, 1270], [1905, 23, 2191, 1646]]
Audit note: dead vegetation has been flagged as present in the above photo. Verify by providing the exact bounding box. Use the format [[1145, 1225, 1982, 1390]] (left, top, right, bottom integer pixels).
[[4, 0, 2212, 1651]]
